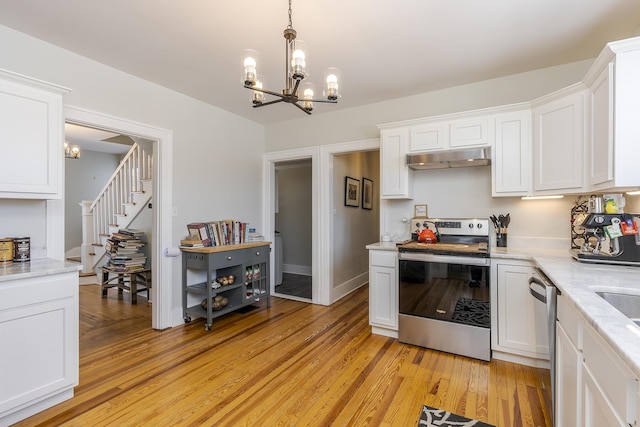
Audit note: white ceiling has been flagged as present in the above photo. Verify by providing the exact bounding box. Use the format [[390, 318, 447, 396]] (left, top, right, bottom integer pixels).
[[64, 123, 131, 154], [1, 0, 639, 126]]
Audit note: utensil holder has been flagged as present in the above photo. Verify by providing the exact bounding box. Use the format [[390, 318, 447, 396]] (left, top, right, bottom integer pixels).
[[497, 233, 508, 247]]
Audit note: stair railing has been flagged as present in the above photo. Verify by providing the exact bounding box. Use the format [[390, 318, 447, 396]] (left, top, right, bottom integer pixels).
[[79, 143, 152, 273]]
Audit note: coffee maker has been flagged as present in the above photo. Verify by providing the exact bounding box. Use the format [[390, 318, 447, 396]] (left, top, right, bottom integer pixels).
[[572, 213, 640, 266]]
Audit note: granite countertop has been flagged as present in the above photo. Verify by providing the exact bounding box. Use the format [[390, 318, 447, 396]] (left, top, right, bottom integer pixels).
[[0, 258, 82, 282], [367, 241, 640, 377]]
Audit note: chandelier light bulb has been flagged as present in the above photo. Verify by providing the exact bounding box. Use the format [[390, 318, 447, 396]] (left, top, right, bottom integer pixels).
[[291, 49, 306, 80], [252, 79, 265, 105], [242, 52, 259, 86], [326, 74, 338, 100]]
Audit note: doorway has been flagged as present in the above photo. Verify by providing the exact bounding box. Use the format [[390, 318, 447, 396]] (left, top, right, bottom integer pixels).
[[274, 159, 312, 300], [64, 106, 174, 330]]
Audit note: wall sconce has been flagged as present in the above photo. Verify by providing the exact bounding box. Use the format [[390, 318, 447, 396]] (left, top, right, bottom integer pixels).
[[64, 141, 80, 159]]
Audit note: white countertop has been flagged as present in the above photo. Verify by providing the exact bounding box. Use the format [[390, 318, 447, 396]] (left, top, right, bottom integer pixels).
[[368, 241, 640, 377], [0, 258, 82, 282]]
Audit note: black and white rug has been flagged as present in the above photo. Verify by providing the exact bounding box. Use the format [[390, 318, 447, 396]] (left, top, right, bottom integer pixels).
[[418, 405, 495, 427]]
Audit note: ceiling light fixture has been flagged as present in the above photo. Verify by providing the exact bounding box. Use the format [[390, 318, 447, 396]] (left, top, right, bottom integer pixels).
[[242, 0, 340, 115], [64, 141, 80, 159]]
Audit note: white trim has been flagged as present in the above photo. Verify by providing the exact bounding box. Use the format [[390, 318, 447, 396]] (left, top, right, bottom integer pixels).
[[63, 105, 173, 330], [319, 138, 379, 304], [282, 264, 312, 276]]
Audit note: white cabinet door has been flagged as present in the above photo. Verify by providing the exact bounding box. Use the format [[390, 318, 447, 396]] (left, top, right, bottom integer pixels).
[[582, 366, 628, 427], [409, 122, 447, 152], [449, 116, 490, 148], [0, 70, 67, 199], [380, 128, 412, 199], [556, 322, 582, 427], [533, 89, 585, 192], [492, 110, 531, 196], [369, 250, 398, 333], [0, 272, 78, 421], [494, 262, 549, 359], [589, 62, 614, 187]]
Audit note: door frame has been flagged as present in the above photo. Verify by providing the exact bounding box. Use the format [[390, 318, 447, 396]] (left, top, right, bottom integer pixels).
[[263, 147, 324, 304], [319, 138, 379, 303], [63, 105, 173, 329]]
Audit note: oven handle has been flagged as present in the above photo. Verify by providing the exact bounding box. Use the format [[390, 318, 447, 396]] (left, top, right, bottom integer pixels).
[[398, 252, 490, 266]]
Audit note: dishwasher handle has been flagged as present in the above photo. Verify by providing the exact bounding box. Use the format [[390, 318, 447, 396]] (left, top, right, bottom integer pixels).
[[528, 276, 548, 304]]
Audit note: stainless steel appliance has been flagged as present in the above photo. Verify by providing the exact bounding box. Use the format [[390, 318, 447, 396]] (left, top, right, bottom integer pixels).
[[397, 218, 491, 361], [529, 268, 559, 427], [571, 213, 640, 266]]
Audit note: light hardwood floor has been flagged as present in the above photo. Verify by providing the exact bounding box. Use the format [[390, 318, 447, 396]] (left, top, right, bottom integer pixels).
[[15, 284, 551, 427]]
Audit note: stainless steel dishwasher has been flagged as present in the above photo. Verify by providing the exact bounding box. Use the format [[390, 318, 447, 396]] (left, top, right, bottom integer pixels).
[[528, 268, 560, 427]]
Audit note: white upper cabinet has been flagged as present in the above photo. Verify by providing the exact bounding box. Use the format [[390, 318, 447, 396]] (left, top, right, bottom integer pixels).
[[409, 122, 447, 151], [449, 116, 490, 148], [492, 108, 531, 196], [0, 69, 69, 199], [532, 85, 586, 194], [379, 127, 413, 199], [584, 38, 640, 191]]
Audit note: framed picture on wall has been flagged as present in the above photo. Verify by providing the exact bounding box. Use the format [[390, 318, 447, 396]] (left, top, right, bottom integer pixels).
[[362, 178, 373, 210], [344, 176, 360, 207]]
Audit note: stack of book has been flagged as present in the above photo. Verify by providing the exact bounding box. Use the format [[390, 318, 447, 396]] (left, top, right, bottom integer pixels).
[[104, 229, 147, 272], [185, 220, 249, 247]]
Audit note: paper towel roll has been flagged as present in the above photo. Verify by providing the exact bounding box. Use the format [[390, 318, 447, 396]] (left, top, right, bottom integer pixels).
[[165, 247, 181, 257]]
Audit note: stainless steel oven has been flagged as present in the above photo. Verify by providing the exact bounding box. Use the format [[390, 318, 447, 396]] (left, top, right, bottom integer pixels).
[[397, 218, 491, 361]]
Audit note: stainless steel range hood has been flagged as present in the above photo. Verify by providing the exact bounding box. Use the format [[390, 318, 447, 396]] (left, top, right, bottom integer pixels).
[[406, 147, 491, 170]]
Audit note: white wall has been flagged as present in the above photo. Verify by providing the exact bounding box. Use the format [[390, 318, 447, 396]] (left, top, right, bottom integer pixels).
[[0, 24, 265, 326], [332, 151, 380, 287], [64, 149, 121, 252]]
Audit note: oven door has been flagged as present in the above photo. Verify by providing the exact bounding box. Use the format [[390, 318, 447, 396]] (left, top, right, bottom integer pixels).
[[398, 252, 491, 361]]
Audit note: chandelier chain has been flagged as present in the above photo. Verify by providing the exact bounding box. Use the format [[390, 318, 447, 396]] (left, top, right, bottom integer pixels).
[[287, 0, 293, 29]]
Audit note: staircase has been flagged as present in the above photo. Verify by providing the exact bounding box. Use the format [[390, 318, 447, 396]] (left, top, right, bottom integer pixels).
[[79, 142, 153, 276]]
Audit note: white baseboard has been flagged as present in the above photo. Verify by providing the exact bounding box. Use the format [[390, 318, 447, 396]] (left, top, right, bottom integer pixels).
[[332, 271, 368, 303], [492, 350, 550, 369], [282, 263, 312, 276]]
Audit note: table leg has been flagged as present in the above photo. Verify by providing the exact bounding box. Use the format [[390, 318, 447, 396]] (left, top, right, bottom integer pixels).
[[131, 272, 137, 304]]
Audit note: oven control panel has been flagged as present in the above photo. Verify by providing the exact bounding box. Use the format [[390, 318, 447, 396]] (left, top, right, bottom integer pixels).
[[410, 218, 489, 237]]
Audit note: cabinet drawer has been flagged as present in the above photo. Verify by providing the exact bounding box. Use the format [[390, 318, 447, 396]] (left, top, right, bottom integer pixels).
[[244, 246, 269, 264], [557, 294, 581, 349], [370, 251, 396, 268], [185, 251, 242, 270]]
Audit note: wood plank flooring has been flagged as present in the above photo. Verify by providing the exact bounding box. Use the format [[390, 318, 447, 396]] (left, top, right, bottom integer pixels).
[[14, 284, 551, 427]]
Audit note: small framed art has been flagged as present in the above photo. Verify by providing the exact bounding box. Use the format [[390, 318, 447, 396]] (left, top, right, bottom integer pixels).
[[414, 204, 428, 218], [345, 176, 360, 207], [361, 178, 373, 210]]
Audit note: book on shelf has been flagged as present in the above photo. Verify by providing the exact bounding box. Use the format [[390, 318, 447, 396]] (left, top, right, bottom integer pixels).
[[186, 222, 211, 246], [184, 219, 251, 247]]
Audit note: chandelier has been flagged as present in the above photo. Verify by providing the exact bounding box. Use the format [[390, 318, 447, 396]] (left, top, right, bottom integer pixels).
[[64, 141, 80, 159], [242, 0, 340, 114]]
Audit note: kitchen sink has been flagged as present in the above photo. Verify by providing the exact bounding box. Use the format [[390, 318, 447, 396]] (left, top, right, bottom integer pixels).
[[596, 291, 640, 327]]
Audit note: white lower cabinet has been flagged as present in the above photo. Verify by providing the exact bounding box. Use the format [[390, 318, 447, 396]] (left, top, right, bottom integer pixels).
[[556, 294, 583, 427], [582, 321, 637, 427], [491, 260, 549, 364], [556, 322, 581, 427], [368, 249, 398, 337], [557, 294, 638, 427], [0, 270, 79, 425]]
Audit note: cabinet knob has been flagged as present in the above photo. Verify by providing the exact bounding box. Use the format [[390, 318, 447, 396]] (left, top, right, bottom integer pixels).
[[255, 251, 260, 256], [227, 256, 232, 260]]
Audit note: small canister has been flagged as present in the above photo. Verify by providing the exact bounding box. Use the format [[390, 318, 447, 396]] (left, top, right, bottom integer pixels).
[[0, 238, 14, 265], [13, 237, 30, 262]]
